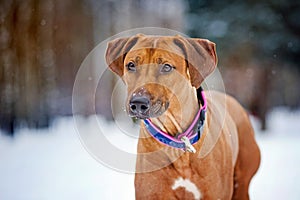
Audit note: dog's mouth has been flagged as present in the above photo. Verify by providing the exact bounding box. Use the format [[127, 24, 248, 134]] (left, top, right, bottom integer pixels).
[[127, 99, 169, 119]]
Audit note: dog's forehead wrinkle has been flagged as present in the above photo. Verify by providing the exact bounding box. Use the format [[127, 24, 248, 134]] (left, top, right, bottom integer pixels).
[[133, 36, 184, 56], [148, 48, 156, 62], [152, 37, 159, 48]]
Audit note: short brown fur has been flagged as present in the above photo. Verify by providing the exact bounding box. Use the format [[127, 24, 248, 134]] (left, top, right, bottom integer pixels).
[[106, 34, 260, 199]]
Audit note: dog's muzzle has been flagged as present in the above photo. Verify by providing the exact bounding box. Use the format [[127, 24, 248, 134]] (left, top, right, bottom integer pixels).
[[128, 87, 169, 119]]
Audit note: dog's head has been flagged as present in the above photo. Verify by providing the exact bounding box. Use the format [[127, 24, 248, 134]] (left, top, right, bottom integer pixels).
[[105, 34, 217, 119]]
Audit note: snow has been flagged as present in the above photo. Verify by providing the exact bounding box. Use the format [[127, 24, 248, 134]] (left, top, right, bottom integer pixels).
[[0, 108, 300, 200], [250, 108, 300, 200]]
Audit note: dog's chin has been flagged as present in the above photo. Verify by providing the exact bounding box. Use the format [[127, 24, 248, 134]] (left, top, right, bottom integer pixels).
[[128, 113, 148, 120]]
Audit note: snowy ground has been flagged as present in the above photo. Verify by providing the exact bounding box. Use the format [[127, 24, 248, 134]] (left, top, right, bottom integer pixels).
[[0, 107, 300, 200]]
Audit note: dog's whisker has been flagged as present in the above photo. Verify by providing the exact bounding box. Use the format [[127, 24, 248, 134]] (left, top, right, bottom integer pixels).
[[152, 102, 161, 113], [151, 118, 167, 132], [165, 111, 183, 133]]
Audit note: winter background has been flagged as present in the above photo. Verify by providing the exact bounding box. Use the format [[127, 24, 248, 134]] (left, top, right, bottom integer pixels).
[[1, 0, 300, 199], [1, 108, 300, 200]]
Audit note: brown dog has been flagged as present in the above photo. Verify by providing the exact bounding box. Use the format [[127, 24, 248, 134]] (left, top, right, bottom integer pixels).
[[106, 34, 260, 200]]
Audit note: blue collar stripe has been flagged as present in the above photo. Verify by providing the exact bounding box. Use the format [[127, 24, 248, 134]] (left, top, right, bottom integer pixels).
[[143, 87, 206, 151]]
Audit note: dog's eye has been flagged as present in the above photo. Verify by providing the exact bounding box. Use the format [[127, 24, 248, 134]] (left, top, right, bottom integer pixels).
[[160, 64, 174, 73], [126, 61, 136, 72]]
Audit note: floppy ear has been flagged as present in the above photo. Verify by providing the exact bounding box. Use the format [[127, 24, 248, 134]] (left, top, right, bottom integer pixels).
[[105, 35, 140, 77], [173, 36, 217, 88]]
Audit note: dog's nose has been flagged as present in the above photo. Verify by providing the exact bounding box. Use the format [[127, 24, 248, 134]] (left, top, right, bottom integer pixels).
[[129, 96, 150, 115]]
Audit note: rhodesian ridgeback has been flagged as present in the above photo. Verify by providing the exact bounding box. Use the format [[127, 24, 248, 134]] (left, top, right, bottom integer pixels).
[[105, 34, 260, 200]]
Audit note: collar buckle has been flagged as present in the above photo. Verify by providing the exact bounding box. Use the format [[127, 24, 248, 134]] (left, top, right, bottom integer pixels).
[[181, 136, 196, 153]]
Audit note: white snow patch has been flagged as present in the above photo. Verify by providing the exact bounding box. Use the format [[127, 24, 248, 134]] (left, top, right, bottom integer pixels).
[[0, 107, 300, 199], [249, 108, 300, 200], [0, 116, 136, 200], [172, 177, 201, 200]]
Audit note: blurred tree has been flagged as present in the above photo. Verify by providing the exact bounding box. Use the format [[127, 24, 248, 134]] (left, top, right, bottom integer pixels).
[[185, 0, 300, 62], [1, 0, 299, 133], [0, 0, 93, 135], [0, 0, 185, 135], [185, 0, 300, 129]]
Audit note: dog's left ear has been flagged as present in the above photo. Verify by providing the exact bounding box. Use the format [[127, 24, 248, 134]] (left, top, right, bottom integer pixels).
[[105, 35, 141, 77], [173, 36, 218, 88]]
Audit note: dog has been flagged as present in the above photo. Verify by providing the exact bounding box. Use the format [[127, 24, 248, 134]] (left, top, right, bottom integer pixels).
[[105, 34, 260, 200]]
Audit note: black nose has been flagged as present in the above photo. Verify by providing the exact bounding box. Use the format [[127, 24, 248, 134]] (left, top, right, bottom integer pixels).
[[129, 96, 150, 115]]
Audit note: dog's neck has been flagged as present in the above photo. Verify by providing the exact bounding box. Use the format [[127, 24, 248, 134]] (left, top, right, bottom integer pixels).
[[151, 87, 199, 136]]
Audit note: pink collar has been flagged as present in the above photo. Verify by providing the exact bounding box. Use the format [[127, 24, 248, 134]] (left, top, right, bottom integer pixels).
[[143, 87, 207, 153]]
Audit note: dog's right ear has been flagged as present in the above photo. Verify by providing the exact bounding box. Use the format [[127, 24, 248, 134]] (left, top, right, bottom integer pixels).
[[105, 35, 140, 77], [173, 35, 217, 88]]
